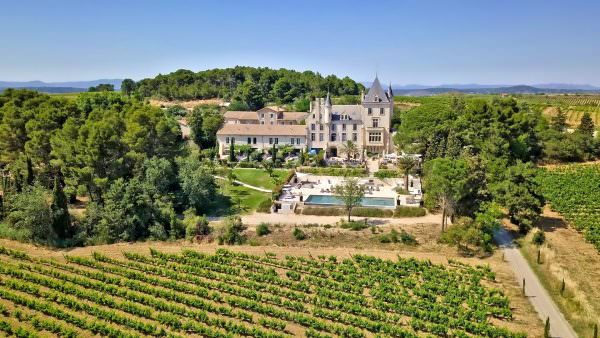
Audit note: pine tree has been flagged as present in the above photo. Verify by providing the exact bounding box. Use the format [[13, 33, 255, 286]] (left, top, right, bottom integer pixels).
[[544, 317, 550, 338], [578, 112, 595, 137], [50, 175, 71, 239]]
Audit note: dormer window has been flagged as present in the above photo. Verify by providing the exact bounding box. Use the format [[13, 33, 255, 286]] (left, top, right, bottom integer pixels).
[[367, 108, 372, 115]]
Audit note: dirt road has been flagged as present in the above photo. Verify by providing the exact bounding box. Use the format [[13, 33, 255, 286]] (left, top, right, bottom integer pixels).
[[494, 228, 577, 338], [239, 212, 442, 226]]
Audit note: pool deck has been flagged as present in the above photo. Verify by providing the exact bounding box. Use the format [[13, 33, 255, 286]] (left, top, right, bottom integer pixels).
[[278, 174, 422, 208]]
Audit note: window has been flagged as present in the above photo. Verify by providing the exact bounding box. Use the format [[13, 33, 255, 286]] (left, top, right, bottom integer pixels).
[[341, 133, 347, 141], [319, 133, 324, 141], [269, 138, 273, 144], [352, 133, 358, 141], [312, 114, 315, 119], [319, 124, 324, 131], [253, 137, 257, 144], [331, 124, 336, 131], [260, 113, 264, 118], [291, 138, 295, 145], [342, 124, 346, 131], [297, 138, 301, 144], [331, 133, 337, 142], [270, 113, 274, 118], [380, 108, 384, 115], [260, 121, 265, 125], [311, 123, 316, 131], [353, 124, 357, 131], [270, 121, 274, 125], [231, 137, 235, 143], [372, 119, 379, 128], [368, 132, 382, 143], [225, 137, 230, 144], [247, 137, 251, 144], [311, 133, 316, 141], [367, 108, 372, 115], [275, 137, 279, 144]]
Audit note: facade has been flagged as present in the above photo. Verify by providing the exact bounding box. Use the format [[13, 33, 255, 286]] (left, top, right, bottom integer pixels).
[[216, 76, 394, 158]]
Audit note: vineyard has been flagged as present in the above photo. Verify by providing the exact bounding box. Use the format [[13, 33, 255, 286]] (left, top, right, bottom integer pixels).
[[537, 164, 600, 252], [0, 246, 527, 337]]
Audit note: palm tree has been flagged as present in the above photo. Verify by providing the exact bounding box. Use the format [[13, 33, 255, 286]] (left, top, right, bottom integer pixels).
[[397, 156, 417, 193], [340, 140, 358, 162]]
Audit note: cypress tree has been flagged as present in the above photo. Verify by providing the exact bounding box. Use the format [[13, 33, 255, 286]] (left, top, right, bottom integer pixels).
[[26, 157, 34, 186], [593, 323, 597, 338], [543, 317, 550, 338], [272, 143, 277, 162], [560, 278, 565, 296], [551, 108, 568, 132], [229, 139, 236, 162], [578, 112, 595, 137], [50, 175, 71, 239]]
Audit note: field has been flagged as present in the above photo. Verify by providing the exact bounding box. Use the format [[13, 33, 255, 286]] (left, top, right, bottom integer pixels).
[[0, 242, 532, 338], [536, 163, 600, 251]]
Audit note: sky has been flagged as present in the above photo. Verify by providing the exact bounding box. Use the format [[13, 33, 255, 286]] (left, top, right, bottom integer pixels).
[[1, 0, 600, 86]]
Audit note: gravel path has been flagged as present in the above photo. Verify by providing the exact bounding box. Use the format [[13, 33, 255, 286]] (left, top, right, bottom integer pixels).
[[494, 228, 577, 338]]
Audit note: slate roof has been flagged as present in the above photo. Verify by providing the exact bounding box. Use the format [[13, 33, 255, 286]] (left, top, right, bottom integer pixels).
[[364, 76, 391, 103]]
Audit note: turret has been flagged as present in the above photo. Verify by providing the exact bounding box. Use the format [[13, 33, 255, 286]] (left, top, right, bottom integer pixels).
[[387, 82, 393, 100], [323, 92, 331, 124]]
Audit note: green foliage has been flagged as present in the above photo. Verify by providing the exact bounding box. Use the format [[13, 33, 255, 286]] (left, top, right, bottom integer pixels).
[[577, 112, 595, 138], [50, 176, 71, 239], [441, 203, 502, 254], [3, 186, 52, 244], [332, 178, 365, 222], [183, 209, 211, 241], [394, 206, 427, 217], [88, 83, 114, 92], [256, 223, 271, 236], [374, 169, 400, 179], [186, 105, 224, 149], [537, 164, 600, 252], [0, 246, 525, 338], [218, 216, 246, 245], [379, 229, 417, 245], [292, 227, 307, 240], [297, 167, 367, 177], [177, 156, 217, 215], [531, 229, 546, 246], [256, 199, 272, 213], [339, 220, 368, 231], [120, 79, 136, 97], [132, 67, 364, 103]]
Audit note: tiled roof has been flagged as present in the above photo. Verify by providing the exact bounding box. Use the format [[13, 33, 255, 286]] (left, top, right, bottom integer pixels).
[[280, 112, 309, 121], [217, 124, 307, 136], [224, 111, 257, 120]]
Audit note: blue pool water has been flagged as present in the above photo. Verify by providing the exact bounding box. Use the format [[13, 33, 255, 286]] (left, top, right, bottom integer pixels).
[[305, 195, 395, 208]]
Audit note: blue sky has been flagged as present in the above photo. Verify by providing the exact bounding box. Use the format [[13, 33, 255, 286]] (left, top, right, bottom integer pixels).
[[1, 0, 600, 85]]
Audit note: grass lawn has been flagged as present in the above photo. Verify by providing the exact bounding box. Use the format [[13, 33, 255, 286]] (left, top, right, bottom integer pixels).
[[210, 180, 271, 216], [232, 168, 290, 190]]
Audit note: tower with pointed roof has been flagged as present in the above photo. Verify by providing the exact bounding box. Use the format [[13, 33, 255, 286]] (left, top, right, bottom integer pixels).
[[306, 75, 394, 159]]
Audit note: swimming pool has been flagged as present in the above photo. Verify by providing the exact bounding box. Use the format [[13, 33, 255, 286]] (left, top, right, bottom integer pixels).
[[304, 195, 396, 208]]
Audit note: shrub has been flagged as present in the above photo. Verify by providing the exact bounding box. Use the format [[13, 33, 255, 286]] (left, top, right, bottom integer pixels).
[[256, 199, 272, 213], [218, 216, 246, 245], [339, 220, 368, 231], [394, 206, 426, 217], [256, 223, 271, 236], [374, 169, 400, 179], [297, 167, 367, 177], [531, 229, 545, 246], [293, 228, 307, 240], [183, 209, 211, 241], [399, 230, 418, 245], [301, 206, 395, 218]]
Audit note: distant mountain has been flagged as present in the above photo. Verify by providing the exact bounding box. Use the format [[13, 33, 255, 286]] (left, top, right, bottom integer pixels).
[[0, 79, 123, 91], [0, 86, 88, 94], [390, 85, 600, 96], [532, 83, 600, 90]]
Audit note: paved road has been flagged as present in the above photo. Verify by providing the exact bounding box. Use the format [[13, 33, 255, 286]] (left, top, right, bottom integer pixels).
[[494, 228, 577, 338]]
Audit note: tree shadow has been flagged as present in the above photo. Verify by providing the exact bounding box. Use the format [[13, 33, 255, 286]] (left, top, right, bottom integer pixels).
[[536, 214, 569, 233]]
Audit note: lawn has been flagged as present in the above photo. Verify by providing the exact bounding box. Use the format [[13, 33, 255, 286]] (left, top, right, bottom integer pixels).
[[210, 180, 271, 216], [232, 168, 290, 190]]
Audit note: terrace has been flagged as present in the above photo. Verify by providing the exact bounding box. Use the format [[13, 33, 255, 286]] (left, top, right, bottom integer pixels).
[[277, 173, 422, 213]]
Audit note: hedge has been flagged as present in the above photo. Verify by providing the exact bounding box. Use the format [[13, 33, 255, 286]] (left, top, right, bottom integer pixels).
[[299, 206, 426, 218], [374, 169, 401, 179], [394, 206, 426, 217], [256, 199, 273, 213], [297, 167, 367, 177]]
